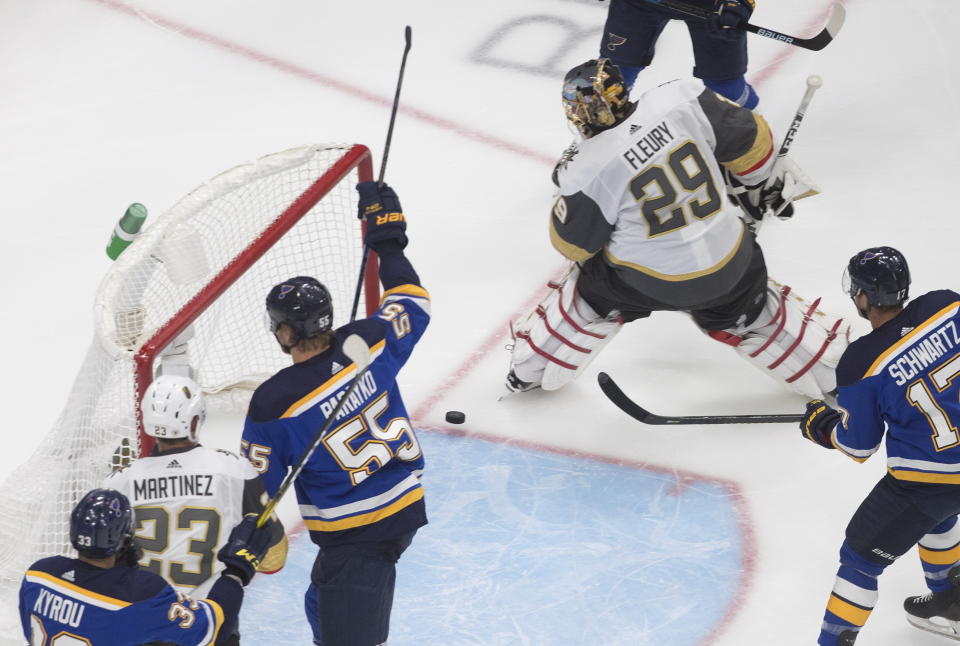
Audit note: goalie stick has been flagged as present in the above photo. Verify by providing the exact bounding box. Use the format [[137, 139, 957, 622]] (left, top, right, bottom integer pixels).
[[641, 0, 846, 51], [758, 74, 823, 218], [257, 334, 372, 527], [349, 25, 413, 322], [598, 372, 802, 425]]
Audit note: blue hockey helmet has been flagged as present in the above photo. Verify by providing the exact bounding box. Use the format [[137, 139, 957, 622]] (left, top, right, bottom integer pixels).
[[562, 58, 631, 138], [70, 489, 133, 558], [842, 246, 910, 308], [265, 276, 334, 342]]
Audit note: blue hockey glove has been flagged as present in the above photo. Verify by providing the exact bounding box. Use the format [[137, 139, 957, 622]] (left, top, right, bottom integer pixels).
[[712, 0, 754, 37], [357, 181, 408, 251], [217, 514, 273, 586], [800, 399, 840, 449]]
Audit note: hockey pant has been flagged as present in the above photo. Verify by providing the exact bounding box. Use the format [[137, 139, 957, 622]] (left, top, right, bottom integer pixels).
[[706, 278, 850, 398], [509, 264, 623, 390]]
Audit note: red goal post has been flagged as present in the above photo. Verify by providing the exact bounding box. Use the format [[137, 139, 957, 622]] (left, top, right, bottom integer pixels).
[[132, 143, 379, 455], [0, 143, 379, 602]]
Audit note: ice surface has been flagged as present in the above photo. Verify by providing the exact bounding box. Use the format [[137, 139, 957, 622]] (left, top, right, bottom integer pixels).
[[2, 1, 959, 644]]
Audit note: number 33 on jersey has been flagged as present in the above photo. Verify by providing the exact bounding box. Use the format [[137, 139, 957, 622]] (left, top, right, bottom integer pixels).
[[241, 284, 430, 544]]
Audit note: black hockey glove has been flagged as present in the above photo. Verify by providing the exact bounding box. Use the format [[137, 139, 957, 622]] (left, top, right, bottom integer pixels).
[[800, 399, 840, 449], [357, 181, 407, 252], [711, 0, 754, 37], [725, 170, 795, 230], [116, 533, 143, 569], [217, 514, 273, 586]]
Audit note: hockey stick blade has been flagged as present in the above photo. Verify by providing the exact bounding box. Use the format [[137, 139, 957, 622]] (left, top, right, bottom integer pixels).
[[743, 3, 845, 51], [597, 372, 803, 425]]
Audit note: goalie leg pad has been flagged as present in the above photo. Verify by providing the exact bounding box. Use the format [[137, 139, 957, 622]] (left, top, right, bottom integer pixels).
[[509, 265, 623, 391], [708, 278, 851, 398]]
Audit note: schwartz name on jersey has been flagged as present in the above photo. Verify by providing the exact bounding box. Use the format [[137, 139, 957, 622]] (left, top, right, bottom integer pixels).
[[242, 270, 430, 547], [104, 445, 286, 598], [20, 555, 236, 645], [551, 78, 775, 308], [832, 290, 960, 480]]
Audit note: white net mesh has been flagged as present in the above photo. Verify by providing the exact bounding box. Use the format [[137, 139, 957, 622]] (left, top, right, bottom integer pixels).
[[0, 143, 373, 596]]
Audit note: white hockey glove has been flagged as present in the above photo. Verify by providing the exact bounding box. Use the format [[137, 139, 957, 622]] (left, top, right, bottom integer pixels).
[[726, 157, 819, 226]]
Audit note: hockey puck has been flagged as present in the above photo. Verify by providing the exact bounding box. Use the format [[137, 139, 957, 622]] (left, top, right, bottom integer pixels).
[[444, 410, 466, 424]]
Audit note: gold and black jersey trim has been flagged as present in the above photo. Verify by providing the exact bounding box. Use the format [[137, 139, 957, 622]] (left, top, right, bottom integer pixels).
[[549, 191, 613, 262], [697, 89, 773, 175]]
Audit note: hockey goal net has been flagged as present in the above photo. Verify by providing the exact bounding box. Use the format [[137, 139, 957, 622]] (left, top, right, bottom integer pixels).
[[0, 143, 377, 597]]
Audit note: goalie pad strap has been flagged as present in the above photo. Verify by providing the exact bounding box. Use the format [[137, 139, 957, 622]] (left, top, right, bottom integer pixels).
[[536, 306, 591, 353], [514, 330, 579, 370], [766, 296, 820, 370], [556, 284, 607, 339], [786, 318, 843, 384], [748, 286, 790, 359]]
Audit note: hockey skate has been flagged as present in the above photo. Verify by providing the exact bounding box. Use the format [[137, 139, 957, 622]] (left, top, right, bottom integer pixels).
[[505, 369, 538, 394], [904, 584, 960, 640]]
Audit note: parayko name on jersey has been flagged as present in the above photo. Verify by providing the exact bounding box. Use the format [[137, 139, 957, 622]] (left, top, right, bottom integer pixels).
[[318, 371, 379, 420]]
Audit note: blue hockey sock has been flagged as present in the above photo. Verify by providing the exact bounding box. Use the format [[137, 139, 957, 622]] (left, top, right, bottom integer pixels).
[[919, 516, 960, 592], [817, 542, 883, 646], [703, 77, 759, 109]]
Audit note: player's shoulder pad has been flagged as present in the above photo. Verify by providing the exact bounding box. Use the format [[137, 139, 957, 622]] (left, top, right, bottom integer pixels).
[[26, 555, 74, 577], [213, 447, 242, 460], [835, 335, 878, 388], [911, 289, 960, 317], [338, 318, 389, 345]]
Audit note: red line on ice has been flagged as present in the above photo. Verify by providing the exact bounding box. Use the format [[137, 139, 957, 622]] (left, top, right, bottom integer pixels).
[[86, 1, 840, 642]]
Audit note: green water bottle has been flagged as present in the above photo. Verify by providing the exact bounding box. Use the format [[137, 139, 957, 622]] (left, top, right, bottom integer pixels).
[[106, 203, 148, 260]]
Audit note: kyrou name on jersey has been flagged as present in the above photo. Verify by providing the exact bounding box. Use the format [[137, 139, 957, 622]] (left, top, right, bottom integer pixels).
[[621, 121, 675, 170], [888, 320, 960, 385], [320, 371, 379, 421], [32, 589, 85, 627], [133, 474, 214, 501]]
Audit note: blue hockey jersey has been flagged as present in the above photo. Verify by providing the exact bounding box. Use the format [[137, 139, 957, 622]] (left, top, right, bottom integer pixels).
[[20, 555, 236, 645], [832, 290, 960, 482], [242, 261, 429, 546]]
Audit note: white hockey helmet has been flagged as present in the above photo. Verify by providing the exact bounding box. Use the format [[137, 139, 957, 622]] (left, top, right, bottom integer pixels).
[[140, 374, 206, 440]]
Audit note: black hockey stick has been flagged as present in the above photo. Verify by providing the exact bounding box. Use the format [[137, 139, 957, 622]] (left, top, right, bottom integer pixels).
[[598, 372, 802, 425], [349, 25, 413, 322], [641, 0, 845, 51], [257, 335, 372, 527]]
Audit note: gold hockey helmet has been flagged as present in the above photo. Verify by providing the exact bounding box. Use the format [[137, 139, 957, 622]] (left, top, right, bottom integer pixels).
[[562, 58, 631, 138]]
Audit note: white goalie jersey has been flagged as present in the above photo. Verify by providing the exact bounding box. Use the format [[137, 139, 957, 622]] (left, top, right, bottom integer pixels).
[[550, 78, 777, 308], [104, 444, 286, 598]]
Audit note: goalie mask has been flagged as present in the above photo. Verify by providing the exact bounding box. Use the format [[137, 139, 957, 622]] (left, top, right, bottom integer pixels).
[[141, 374, 206, 440], [842, 246, 910, 311], [562, 58, 631, 138]]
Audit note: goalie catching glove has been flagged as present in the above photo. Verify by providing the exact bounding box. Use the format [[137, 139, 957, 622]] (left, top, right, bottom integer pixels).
[[357, 181, 407, 252], [726, 157, 819, 226]]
